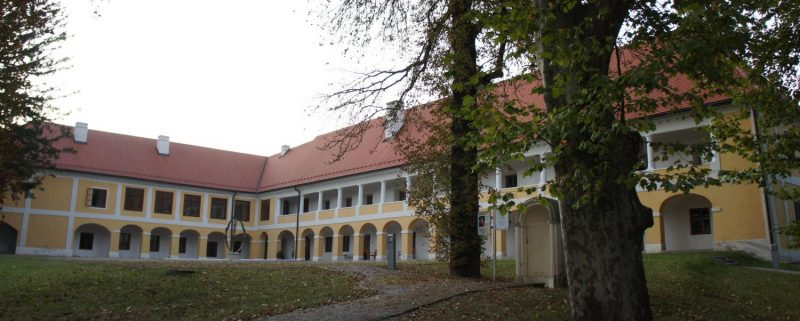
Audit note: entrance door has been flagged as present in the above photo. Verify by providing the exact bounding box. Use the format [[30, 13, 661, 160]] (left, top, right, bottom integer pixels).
[[364, 234, 371, 259], [207, 241, 218, 258], [0, 223, 17, 254], [524, 206, 552, 278]]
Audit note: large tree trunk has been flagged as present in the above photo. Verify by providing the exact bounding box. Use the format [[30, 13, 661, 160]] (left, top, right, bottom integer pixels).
[[556, 132, 654, 321], [447, 0, 482, 278]]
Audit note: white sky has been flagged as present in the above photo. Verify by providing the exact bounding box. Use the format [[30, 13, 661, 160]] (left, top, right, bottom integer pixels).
[[51, 0, 375, 156]]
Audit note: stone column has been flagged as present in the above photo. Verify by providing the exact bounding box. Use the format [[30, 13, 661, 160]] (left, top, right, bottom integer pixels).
[[352, 233, 363, 261], [332, 234, 342, 261], [109, 230, 121, 258], [170, 235, 181, 259], [376, 232, 387, 260], [296, 237, 306, 261], [268, 238, 280, 260], [140, 232, 151, 259], [539, 155, 547, 185], [401, 230, 413, 260], [317, 191, 324, 212], [495, 167, 503, 189], [646, 135, 655, 171], [198, 236, 208, 259], [314, 235, 324, 261]]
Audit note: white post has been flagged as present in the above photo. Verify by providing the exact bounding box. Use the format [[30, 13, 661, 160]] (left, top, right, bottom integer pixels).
[[337, 188, 343, 209], [299, 194, 305, 213], [317, 191, 323, 211], [646, 135, 655, 171], [380, 180, 387, 203], [405, 176, 412, 209], [357, 184, 363, 206], [495, 167, 503, 189], [276, 197, 282, 216]]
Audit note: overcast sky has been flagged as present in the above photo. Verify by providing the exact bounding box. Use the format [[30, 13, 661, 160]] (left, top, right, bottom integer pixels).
[[50, 0, 376, 156]]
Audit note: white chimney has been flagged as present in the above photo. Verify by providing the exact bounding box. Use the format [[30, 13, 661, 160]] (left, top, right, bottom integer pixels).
[[280, 145, 290, 156], [74, 122, 88, 143], [384, 100, 404, 139], [156, 135, 170, 156]]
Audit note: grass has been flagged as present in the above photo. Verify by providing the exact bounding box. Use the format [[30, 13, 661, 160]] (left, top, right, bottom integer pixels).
[[395, 252, 800, 321], [0, 256, 371, 321]]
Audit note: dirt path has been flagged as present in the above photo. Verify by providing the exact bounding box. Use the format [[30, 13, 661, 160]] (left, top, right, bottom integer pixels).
[[259, 265, 512, 321]]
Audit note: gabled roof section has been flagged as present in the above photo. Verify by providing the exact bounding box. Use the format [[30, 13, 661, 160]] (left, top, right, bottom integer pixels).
[[48, 125, 267, 192]]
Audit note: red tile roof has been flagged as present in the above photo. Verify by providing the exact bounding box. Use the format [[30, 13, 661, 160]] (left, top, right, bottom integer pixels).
[[48, 52, 731, 192], [49, 126, 268, 192]]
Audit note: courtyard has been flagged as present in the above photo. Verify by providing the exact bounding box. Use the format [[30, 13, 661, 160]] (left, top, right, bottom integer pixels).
[[0, 252, 798, 321]]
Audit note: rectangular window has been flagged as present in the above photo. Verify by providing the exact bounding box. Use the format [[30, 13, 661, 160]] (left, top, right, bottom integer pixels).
[[366, 195, 373, 205], [183, 194, 201, 217], [210, 198, 227, 219], [234, 200, 251, 221], [119, 232, 131, 251], [504, 174, 518, 188], [345, 197, 352, 207], [86, 188, 107, 208], [154, 191, 174, 214], [324, 200, 330, 210], [79, 232, 94, 250], [178, 237, 187, 254], [123, 187, 144, 211], [399, 190, 407, 201], [324, 236, 333, 252], [343, 235, 351, 252], [303, 198, 310, 212], [149, 235, 160, 252], [260, 199, 270, 221], [207, 241, 217, 258], [689, 208, 711, 235], [282, 200, 290, 215]]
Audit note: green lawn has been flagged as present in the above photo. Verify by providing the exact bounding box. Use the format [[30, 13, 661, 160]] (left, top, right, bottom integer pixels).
[[396, 252, 800, 321], [0, 257, 371, 321]]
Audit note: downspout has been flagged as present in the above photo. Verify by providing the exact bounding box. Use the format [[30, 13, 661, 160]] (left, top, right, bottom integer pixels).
[[294, 186, 301, 261], [752, 108, 781, 268]]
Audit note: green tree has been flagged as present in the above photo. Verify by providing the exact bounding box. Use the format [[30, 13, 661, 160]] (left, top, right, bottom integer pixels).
[[0, 0, 70, 204], [319, 0, 799, 320]]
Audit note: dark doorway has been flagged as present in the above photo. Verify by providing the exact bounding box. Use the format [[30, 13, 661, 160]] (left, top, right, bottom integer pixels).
[[363, 234, 371, 260], [0, 223, 18, 254], [207, 241, 218, 258], [304, 236, 311, 261]]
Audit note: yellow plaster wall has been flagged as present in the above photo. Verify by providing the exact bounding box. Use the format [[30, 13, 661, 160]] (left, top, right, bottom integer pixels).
[[644, 216, 663, 245], [26, 214, 67, 249], [319, 210, 335, 220], [382, 202, 404, 213], [30, 176, 72, 211], [360, 204, 379, 215], [1, 192, 25, 208], [277, 214, 297, 224], [76, 180, 117, 215], [299, 212, 315, 222], [338, 207, 355, 218]]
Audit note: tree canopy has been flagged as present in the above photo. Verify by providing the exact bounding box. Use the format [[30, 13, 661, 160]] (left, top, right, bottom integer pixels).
[[0, 0, 70, 204]]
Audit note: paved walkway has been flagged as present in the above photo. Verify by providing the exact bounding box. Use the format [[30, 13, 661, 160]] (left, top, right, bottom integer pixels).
[[259, 265, 513, 321]]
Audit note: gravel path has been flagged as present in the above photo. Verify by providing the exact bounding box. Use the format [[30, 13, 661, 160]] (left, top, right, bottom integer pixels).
[[259, 265, 512, 321]]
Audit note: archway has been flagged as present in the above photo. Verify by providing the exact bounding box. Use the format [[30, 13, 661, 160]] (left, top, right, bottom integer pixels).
[[359, 223, 377, 260], [408, 219, 431, 260], [661, 194, 714, 251], [179, 230, 200, 259], [338, 225, 355, 260], [149, 227, 172, 259], [207, 232, 226, 259], [278, 230, 295, 260], [301, 228, 315, 261], [118, 225, 143, 259], [73, 223, 111, 258], [232, 233, 251, 259], [319, 226, 334, 261], [515, 200, 563, 288], [382, 221, 402, 260], [0, 222, 18, 254]]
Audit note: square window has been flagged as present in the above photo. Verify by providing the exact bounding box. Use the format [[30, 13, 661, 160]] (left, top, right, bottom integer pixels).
[[178, 237, 187, 254], [123, 187, 144, 211], [183, 194, 201, 217], [119, 232, 131, 251], [260, 199, 270, 221], [504, 174, 518, 188], [210, 198, 227, 220], [86, 188, 107, 208], [79, 232, 94, 250], [154, 191, 174, 214], [150, 235, 160, 252], [234, 200, 250, 221], [324, 236, 333, 252], [366, 195, 373, 205], [690, 208, 711, 235]]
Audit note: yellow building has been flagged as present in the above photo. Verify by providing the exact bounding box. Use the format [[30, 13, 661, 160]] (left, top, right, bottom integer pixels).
[[0, 102, 797, 270]]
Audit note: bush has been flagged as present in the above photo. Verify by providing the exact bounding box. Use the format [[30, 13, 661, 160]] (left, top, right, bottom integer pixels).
[[779, 221, 800, 248]]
